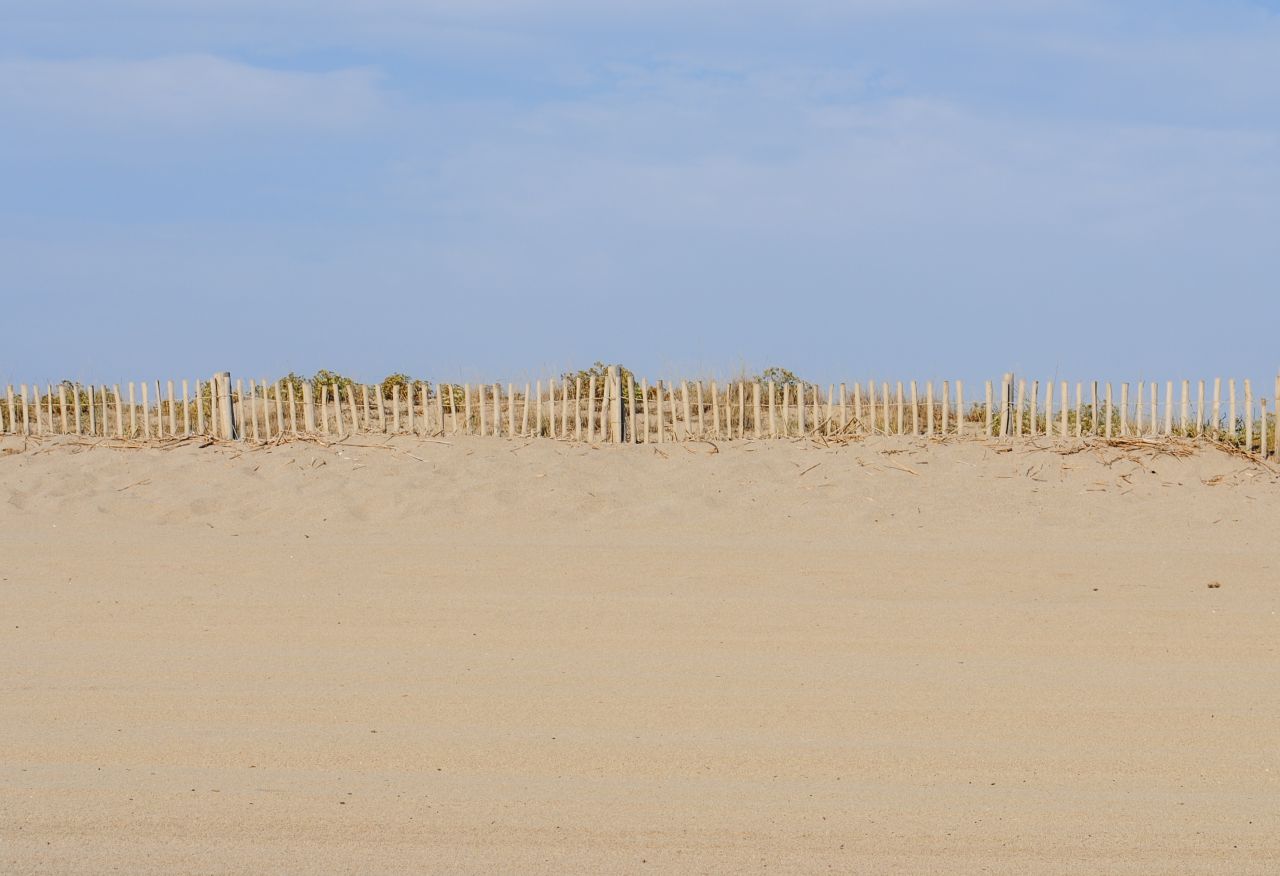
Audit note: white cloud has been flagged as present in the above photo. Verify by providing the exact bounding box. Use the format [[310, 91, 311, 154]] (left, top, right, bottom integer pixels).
[[0, 55, 384, 132]]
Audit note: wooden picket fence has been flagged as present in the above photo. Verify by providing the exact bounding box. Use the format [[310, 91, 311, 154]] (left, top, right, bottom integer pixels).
[[2, 371, 1278, 460]]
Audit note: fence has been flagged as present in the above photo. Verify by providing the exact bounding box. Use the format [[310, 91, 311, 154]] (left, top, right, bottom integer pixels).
[[1, 371, 1278, 460]]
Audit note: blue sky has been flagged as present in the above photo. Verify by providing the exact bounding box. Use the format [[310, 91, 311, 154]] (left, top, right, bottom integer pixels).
[[3, 0, 1279, 387]]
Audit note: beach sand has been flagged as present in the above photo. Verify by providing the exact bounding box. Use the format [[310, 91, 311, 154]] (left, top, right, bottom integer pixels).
[[2, 434, 1278, 874]]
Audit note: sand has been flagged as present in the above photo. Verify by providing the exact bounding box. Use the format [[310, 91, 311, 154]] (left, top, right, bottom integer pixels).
[[2, 433, 1278, 874]]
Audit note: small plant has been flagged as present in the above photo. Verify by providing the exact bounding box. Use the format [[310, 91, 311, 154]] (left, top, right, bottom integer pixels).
[[754, 367, 806, 402], [311, 369, 354, 392], [756, 366, 802, 387], [561, 362, 638, 399], [379, 373, 430, 398]]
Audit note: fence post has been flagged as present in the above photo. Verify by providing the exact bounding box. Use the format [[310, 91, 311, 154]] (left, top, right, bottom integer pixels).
[[607, 366, 623, 443], [999, 373, 1013, 438], [215, 371, 237, 440], [300, 382, 316, 433]]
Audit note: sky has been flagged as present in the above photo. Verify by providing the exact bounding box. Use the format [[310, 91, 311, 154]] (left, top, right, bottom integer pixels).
[[3, 0, 1279, 387]]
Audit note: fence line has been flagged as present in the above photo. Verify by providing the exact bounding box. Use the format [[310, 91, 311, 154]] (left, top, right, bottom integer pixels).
[[1, 372, 1277, 460]]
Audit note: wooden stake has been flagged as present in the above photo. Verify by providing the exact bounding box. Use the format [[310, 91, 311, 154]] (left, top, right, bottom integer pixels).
[[767, 381, 776, 438], [1244, 379, 1253, 450], [683, 381, 693, 441], [925, 382, 935, 435], [248, 379, 261, 442], [344, 383, 358, 436], [1179, 380, 1188, 435], [782, 383, 791, 436], [909, 382, 919, 435], [317, 384, 328, 435], [942, 381, 951, 436], [271, 381, 282, 437], [627, 375, 636, 443], [162, 380, 174, 436], [737, 382, 746, 438], [1016, 379, 1026, 437], [1044, 381, 1054, 439], [1120, 383, 1129, 436], [72, 383, 83, 435], [654, 380, 664, 443], [141, 381, 151, 438], [558, 379, 569, 439], [129, 382, 144, 436], [1104, 383, 1113, 439], [709, 381, 719, 440], [1135, 381, 1144, 434], [337, 383, 351, 435], [638, 379, 648, 442], [881, 383, 891, 435], [895, 382, 904, 435], [532, 380, 543, 438], [692, 381, 703, 438], [1261, 398, 1269, 459], [999, 374, 1011, 438], [97, 384, 108, 435], [610, 369, 623, 443]]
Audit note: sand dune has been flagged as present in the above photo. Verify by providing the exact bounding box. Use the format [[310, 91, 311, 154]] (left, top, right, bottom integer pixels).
[[2, 434, 1278, 873]]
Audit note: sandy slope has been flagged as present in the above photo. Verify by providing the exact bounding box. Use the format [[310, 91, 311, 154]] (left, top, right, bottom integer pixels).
[[2, 434, 1278, 874]]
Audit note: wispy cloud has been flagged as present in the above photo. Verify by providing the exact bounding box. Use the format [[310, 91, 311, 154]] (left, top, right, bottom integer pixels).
[[0, 55, 384, 133]]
